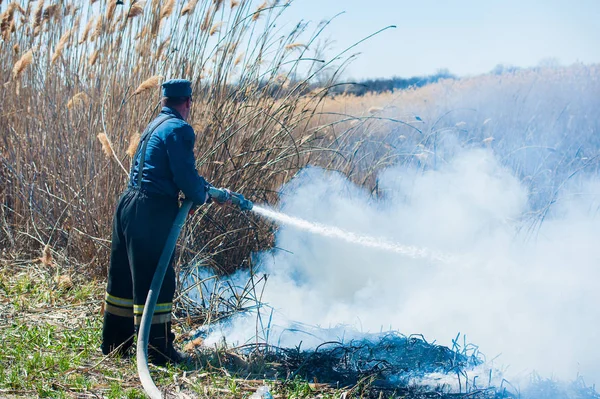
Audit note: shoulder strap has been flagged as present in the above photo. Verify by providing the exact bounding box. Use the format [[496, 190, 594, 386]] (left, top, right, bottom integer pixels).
[[130, 114, 176, 188]]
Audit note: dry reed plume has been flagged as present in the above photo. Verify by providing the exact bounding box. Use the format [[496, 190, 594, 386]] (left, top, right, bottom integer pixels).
[[209, 21, 223, 36], [128, 1, 145, 18], [201, 5, 213, 31], [97, 133, 128, 175], [285, 42, 307, 50], [67, 92, 88, 109], [0, 3, 18, 39], [42, 4, 59, 22], [133, 75, 163, 95], [51, 29, 72, 64], [97, 133, 113, 158], [253, 1, 267, 21], [88, 49, 99, 66], [31, 0, 43, 33], [79, 18, 94, 43], [90, 16, 103, 41], [156, 38, 170, 59], [127, 133, 141, 157], [106, 1, 117, 21], [11, 48, 32, 79], [234, 52, 244, 66], [181, 0, 198, 16], [160, 0, 175, 20]]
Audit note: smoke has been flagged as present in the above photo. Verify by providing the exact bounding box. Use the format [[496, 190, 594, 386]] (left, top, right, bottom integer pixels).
[[201, 148, 600, 386]]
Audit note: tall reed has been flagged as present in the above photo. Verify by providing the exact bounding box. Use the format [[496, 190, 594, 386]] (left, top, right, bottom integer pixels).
[[0, 0, 389, 275], [3, 1, 596, 279]]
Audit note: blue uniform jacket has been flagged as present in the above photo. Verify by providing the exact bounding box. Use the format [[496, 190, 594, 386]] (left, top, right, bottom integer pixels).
[[129, 107, 208, 205]]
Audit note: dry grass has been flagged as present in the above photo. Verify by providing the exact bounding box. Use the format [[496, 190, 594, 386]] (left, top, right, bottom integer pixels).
[[1, 0, 597, 281], [0, 0, 385, 278]]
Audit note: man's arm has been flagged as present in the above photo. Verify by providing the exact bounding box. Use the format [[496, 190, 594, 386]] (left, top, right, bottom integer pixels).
[[164, 124, 208, 205]]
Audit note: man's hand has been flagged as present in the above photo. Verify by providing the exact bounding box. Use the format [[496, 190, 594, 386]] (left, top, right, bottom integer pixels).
[[213, 188, 233, 206], [188, 192, 209, 216]]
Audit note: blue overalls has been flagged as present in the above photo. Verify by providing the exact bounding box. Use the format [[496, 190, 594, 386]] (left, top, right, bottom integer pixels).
[[101, 107, 208, 364]]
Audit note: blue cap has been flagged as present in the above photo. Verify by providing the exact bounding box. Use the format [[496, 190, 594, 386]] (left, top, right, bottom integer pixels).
[[162, 79, 192, 97]]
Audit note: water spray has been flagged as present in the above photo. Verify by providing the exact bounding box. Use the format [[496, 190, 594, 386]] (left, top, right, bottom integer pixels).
[[208, 186, 451, 262], [206, 186, 450, 262], [252, 205, 454, 263]]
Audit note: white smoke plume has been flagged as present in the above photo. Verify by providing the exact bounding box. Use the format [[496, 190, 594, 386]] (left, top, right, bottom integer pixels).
[[202, 148, 600, 387]]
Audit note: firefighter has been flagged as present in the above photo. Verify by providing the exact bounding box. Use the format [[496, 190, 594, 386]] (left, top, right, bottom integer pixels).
[[101, 79, 212, 365]]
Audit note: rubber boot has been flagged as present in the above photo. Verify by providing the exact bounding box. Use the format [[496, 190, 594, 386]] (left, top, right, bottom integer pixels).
[[101, 312, 134, 357], [146, 322, 189, 365]]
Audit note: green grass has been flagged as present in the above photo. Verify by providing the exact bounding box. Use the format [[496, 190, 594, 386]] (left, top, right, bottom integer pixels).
[[0, 262, 148, 398], [0, 262, 347, 398]]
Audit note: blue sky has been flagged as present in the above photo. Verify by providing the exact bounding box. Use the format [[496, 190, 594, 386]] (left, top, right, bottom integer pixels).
[[278, 0, 600, 79]]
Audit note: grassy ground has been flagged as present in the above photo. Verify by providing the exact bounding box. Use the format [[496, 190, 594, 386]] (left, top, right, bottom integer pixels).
[[0, 258, 347, 399]]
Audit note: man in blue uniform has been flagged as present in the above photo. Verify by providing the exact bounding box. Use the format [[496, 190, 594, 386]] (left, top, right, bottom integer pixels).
[[101, 79, 208, 365]]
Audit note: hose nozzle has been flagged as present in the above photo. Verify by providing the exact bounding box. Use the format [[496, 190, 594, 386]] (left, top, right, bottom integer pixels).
[[207, 186, 253, 211]]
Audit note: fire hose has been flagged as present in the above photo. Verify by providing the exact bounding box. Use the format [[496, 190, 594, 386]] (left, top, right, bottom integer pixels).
[[136, 187, 253, 399]]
